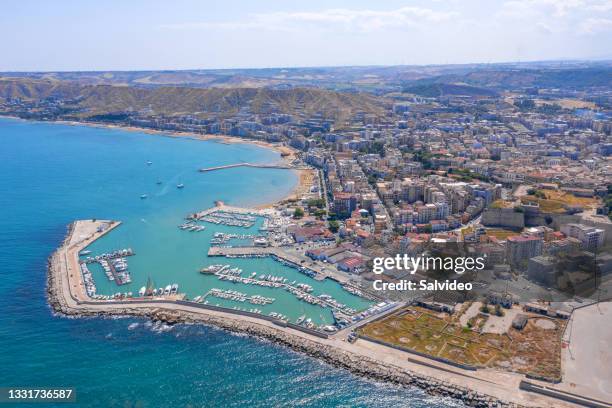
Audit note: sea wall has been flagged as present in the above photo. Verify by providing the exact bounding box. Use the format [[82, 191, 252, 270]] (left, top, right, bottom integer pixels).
[[46, 223, 521, 408]]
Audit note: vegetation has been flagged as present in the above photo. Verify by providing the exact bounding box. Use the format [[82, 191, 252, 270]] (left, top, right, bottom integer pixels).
[[306, 198, 325, 209], [447, 167, 491, 182], [359, 306, 565, 379], [328, 220, 340, 233], [293, 207, 304, 219], [494, 304, 505, 317]]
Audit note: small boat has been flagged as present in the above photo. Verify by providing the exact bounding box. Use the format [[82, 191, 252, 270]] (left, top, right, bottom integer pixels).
[[296, 315, 306, 325], [146, 161, 152, 165], [170, 283, 178, 294], [79, 250, 92, 256], [156, 180, 162, 185], [139, 286, 146, 297], [140, 194, 148, 199], [176, 183, 184, 189], [158, 288, 164, 295]]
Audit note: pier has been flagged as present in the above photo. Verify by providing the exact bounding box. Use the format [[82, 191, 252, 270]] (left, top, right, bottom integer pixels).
[[199, 162, 297, 172], [207, 246, 333, 281]]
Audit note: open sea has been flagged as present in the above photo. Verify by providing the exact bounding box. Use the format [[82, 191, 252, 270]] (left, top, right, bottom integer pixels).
[[0, 117, 462, 407]]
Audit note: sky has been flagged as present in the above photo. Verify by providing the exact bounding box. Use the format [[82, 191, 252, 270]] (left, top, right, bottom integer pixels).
[[1, 0, 611, 71]]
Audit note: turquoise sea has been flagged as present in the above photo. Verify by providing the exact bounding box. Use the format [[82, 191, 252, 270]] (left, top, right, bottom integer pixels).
[[0, 117, 462, 407]]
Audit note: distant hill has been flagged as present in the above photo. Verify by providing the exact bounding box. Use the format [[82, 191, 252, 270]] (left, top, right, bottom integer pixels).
[[0, 78, 385, 123], [412, 67, 612, 90], [402, 83, 498, 97]]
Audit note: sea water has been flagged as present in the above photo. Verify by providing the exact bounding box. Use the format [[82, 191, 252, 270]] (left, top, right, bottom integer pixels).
[[0, 117, 462, 407]]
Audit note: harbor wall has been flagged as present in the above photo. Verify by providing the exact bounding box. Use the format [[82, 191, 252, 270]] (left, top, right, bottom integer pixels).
[[519, 381, 611, 408]]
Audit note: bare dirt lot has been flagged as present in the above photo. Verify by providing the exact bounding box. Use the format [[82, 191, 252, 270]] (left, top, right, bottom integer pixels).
[[561, 301, 612, 403]]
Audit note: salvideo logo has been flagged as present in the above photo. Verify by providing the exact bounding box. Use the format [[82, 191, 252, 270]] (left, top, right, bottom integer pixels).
[[371, 254, 486, 292]]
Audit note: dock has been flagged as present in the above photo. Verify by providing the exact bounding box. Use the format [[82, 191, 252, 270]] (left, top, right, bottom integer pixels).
[[208, 246, 336, 282], [199, 162, 298, 172]]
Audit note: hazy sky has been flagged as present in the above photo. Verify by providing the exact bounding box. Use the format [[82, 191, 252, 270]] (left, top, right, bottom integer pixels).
[[2, 0, 611, 71]]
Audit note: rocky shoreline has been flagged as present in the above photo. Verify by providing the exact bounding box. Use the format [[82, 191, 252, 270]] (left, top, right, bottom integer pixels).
[[47, 223, 521, 408]]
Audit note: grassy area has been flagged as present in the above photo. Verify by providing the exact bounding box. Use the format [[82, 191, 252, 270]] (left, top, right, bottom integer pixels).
[[490, 200, 514, 209], [521, 190, 600, 214], [485, 228, 521, 240], [358, 306, 565, 379]]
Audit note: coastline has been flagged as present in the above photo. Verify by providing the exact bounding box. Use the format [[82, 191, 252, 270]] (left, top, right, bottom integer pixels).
[[0, 114, 307, 210], [46, 220, 577, 408]]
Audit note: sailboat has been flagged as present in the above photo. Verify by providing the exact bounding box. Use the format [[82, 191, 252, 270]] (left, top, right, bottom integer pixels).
[[144, 277, 155, 297]]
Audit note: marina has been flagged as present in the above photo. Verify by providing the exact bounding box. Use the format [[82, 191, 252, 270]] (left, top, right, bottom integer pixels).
[[200, 263, 359, 319], [80, 248, 135, 285]]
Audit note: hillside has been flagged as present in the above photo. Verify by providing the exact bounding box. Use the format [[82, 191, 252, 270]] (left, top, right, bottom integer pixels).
[[0, 78, 385, 123], [402, 83, 498, 97], [410, 67, 612, 90]]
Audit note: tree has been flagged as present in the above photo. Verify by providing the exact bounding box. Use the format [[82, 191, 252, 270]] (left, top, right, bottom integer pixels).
[[293, 207, 304, 219], [314, 209, 327, 219], [328, 220, 340, 233], [307, 198, 325, 209], [495, 304, 504, 316]]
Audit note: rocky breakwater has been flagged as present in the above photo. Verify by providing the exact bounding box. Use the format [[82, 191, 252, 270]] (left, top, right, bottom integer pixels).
[[47, 223, 520, 408]]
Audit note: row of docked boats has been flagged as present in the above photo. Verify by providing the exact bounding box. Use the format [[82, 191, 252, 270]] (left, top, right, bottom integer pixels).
[[270, 255, 317, 278], [195, 288, 275, 305], [209, 232, 256, 246], [80, 248, 134, 264], [80, 263, 96, 297], [178, 222, 206, 232], [138, 283, 179, 297], [198, 211, 256, 228]]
